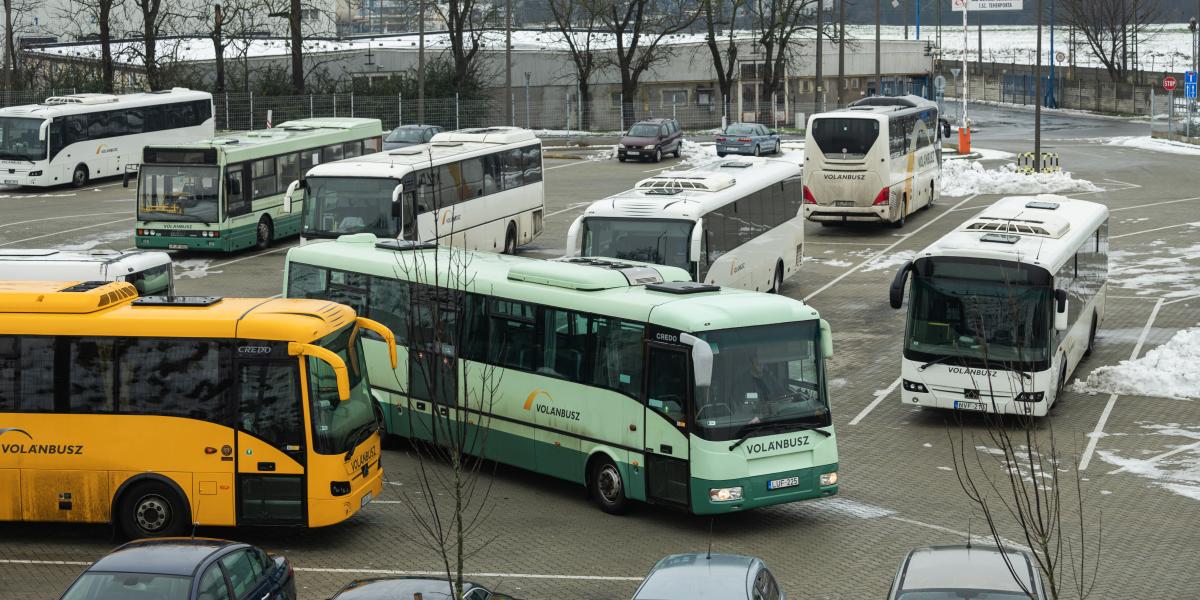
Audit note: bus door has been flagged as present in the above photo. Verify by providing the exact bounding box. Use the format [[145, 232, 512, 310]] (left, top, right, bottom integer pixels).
[[643, 343, 691, 507], [407, 292, 459, 447], [233, 346, 307, 526]]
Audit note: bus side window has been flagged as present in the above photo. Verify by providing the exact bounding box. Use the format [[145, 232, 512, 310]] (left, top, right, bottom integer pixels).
[[238, 362, 304, 454], [48, 121, 65, 160], [0, 336, 55, 411], [68, 338, 117, 413], [500, 148, 523, 190], [226, 165, 249, 217], [523, 145, 542, 183], [119, 338, 231, 422]]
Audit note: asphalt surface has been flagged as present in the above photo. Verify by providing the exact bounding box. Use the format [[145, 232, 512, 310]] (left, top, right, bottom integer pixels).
[[2, 103, 1199, 599]]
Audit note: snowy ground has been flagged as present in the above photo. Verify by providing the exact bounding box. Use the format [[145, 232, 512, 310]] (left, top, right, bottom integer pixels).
[[940, 159, 1102, 197], [1075, 327, 1200, 401], [1109, 241, 1200, 300], [1098, 423, 1200, 503], [1105, 136, 1200, 157]]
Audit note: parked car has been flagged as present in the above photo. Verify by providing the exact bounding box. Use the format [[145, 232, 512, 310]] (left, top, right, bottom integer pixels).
[[383, 124, 443, 150], [58, 538, 295, 600], [330, 577, 517, 600], [715, 123, 780, 157], [887, 544, 1047, 600], [631, 553, 784, 600], [617, 117, 683, 163]]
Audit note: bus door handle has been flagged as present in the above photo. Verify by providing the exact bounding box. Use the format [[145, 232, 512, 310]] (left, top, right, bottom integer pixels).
[[659, 444, 673, 455], [257, 462, 276, 472]]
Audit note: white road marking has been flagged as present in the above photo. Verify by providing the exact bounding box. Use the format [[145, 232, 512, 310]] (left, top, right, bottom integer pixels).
[[0, 211, 128, 229], [0, 217, 134, 247], [1106, 440, 1200, 476], [1110, 221, 1200, 240], [1163, 294, 1200, 306], [803, 195, 978, 302], [208, 244, 297, 269], [1109, 195, 1200, 213], [544, 201, 593, 218], [886, 516, 1030, 552], [544, 160, 594, 171], [806, 241, 894, 246], [1080, 297, 1164, 471], [849, 377, 901, 426]]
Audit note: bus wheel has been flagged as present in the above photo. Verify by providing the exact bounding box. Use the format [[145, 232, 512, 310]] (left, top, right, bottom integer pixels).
[[71, 165, 89, 188], [1085, 314, 1098, 357], [503, 223, 518, 254], [255, 217, 274, 250], [770, 262, 784, 294], [117, 480, 189, 539], [590, 457, 628, 514], [890, 196, 908, 228], [1054, 362, 1069, 405], [926, 181, 936, 209]]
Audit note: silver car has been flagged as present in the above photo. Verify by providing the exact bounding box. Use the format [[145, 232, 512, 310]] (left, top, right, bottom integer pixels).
[[887, 544, 1048, 599], [632, 553, 784, 600]]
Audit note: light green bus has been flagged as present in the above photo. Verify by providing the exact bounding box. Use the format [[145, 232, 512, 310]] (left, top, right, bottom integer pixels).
[[284, 234, 839, 515], [134, 118, 383, 252]]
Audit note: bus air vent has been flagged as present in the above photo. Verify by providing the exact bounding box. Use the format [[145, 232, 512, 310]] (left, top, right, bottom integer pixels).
[[389, 149, 424, 156], [979, 233, 1021, 244], [720, 161, 753, 168], [431, 142, 463, 147], [646, 188, 683, 195], [646, 281, 721, 294], [60, 281, 111, 293], [617, 266, 664, 286], [1025, 201, 1060, 210], [375, 239, 438, 251], [132, 296, 222, 306]]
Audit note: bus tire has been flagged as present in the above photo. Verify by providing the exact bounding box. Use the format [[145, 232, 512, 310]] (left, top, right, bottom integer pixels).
[[890, 195, 908, 228], [71, 164, 89, 188], [116, 479, 190, 540], [1054, 361, 1069, 406], [255, 216, 273, 250], [717, 152, 726, 157], [926, 181, 936, 209], [770, 262, 784, 294], [589, 456, 628, 514], [503, 222, 518, 254], [1085, 314, 1098, 357]]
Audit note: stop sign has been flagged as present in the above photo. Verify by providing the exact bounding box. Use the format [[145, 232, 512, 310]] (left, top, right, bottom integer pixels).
[[1164, 76, 1178, 92]]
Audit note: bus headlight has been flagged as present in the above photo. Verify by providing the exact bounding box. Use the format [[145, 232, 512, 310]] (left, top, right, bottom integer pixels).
[[330, 481, 351, 496], [709, 486, 742, 502], [820, 472, 839, 486], [28, 170, 41, 176], [902, 379, 929, 393], [1015, 391, 1045, 402]]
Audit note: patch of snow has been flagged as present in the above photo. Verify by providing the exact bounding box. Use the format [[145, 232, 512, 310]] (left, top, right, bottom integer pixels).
[[175, 259, 221, 280], [679, 139, 719, 167], [1074, 327, 1200, 401], [860, 250, 917, 273], [937, 466, 953, 471], [1097, 423, 1200, 502], [940, 160, 1102, 198], [1109, 244, 1200, 299], [806, 256, 853, 268], [808, 497, 896, 519], [923, 443, 933, 448], [828, 378, 847, 389], [54, 230, 132, 252], [586, 146, 616, 161], [971, 147, 1016, 161], [1100, 490, 1113, 495], [1104, 136, 1200, 156]]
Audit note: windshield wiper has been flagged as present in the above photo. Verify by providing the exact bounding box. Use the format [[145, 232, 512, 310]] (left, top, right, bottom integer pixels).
[[343, 420, 379, 461], [919, 354, 959, 371], [728, 419, 830, 451]]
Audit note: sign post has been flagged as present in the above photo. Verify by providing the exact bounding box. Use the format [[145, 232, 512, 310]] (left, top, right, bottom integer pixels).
[[951, 1, 1025, 142], [1184, 71, 1196, 140]]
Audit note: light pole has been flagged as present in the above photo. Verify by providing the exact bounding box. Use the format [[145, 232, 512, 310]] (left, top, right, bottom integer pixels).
[[417, 0, 425, 124], [1035, 0, 1043, 172], [876, 0, 881, 96], [815, 0, 824, 116]]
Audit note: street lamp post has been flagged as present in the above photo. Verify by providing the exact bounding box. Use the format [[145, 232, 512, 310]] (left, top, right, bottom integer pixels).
[[1035, 0, 1043, 172]]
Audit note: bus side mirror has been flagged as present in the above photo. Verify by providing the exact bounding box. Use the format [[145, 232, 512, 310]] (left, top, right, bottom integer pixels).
[[819, 319, 834, 359], [1054, 289, 1069, 332], [283, 180, 299, 213], [679, 332, 712, 389], [38, 120, 48, 142], [356, 317, 398, 369], [889, 260, 913, 309], [288, 342, 350, 401], [941, 120, 952, 139], [689, 217, 704, 267], [564, 216, 584, 256], [391, 183, 403, 204]]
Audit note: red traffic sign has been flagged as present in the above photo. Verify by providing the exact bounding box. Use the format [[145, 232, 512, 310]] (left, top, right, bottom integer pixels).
[[1164, 76, 1178, 92]]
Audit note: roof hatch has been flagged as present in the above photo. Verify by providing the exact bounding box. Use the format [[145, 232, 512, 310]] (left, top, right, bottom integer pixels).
[[636, 173, 736, 193], [507, 258, 664, 290]]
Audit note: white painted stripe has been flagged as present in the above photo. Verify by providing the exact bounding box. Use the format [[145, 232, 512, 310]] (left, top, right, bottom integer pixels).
[[0, 211, 128, 229], [544, 202, 593, 218], [803, 194, 978, 302], [887, 516, 1030, 552], [209, 244, 296, 269], [1106, 440, 1200, 475], [1111, 221, 1200, 240], [1079, 297, 1165, 471], [1164, 294, 1200, 306], [544, 160, 594, 171], [1109, 195, 1199, 212], [849, 377, 901, 426], [0, 218, 134, 247], [805, 241, 894, 246], [295, 567, 644, 581]]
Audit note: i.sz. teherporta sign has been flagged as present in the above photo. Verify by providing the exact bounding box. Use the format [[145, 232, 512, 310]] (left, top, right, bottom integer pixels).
[[952, 0, 1024, 10]]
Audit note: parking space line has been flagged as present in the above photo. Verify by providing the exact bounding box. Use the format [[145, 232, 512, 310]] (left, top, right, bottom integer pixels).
[[208, 244, 297, 269], [544, 160, 594, 171], [803, 195, 978, 302], [1079, 297, 1164, 471], [1164, 294, 1200, 306], [0, 217, 134, 247], [848, 377, 901, 426], [1109, 195, 1200, 212], [1106, 440, 1200, 476], [295, 567, 644, 582], [545, 202, 593, 218], [806, 241, 894, 246], [0, 211, 128, 229], [1110, 221, 1200, 240]]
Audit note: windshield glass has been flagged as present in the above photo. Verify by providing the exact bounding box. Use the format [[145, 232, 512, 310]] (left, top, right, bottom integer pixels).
[[906, 258, 1053, 371], [124, 262, 172, 295], [724, 124, 757, 135], [137, 165, 220, 223], [60, 573, 190, 600], [302, 177, 402, 239], [627, 124, 660, 138], [810, 117, 879, 156], [308, 323, 375, 455], [581, 218, 693, 273], [0, 117, 46, 161], [694, 321, 828, 442], [386, 128, 425, 143]]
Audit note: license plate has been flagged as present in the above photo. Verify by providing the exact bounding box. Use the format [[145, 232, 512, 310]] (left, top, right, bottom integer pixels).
[[626, 151, 639, 156], [955, 400, 986, 412], [168, 244, 188, 250], [835, 200, 855, 207], [4, 179, 16, 184], [360, 491, 373, 507], [767, 476, 800, 490]]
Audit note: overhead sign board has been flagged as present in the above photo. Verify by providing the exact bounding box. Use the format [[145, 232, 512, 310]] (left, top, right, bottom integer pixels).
[[952, 0, 1024, 10]]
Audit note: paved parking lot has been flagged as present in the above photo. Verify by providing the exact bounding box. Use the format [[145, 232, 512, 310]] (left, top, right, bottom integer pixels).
[[2, 104, 1200, 598]]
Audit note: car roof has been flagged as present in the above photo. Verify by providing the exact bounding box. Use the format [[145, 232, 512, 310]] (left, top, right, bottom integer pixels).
[[633, 553, 758, 600], [392, 124, 438, 129], [898, 545, 1038, 594], [333, 577, 482, 599], [90, 538, 241, 577], [635, 118, 671, 124]]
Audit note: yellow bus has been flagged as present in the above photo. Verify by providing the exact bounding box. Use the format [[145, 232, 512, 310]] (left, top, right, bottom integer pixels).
[[0, 280, 395, 538]]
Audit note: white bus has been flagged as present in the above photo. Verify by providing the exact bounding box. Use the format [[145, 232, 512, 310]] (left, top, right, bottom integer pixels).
[[802, 95, 950, 227], [295, 126, 544, 254], [0, 88, 214, 188], [888, 195, 1109, 417], [565, 156, 805, 293], [0, 248, 173, 295]]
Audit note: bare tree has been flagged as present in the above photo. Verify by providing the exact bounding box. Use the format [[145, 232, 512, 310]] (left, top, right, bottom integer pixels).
[[749, 0, 839, 117], [56, 0, 123, 92], [1, 0, 35, 89], [1059, 0, 1162, 82], [123, 0, 185, 90], [548, 0, 605, 131], [701, 0, 747, 121], [431, 0, 497, 94]]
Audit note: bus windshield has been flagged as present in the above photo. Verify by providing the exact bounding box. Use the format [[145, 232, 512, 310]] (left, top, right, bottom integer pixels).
[[0, 117, 47, 161], [695, 322, 828, 441], [810, 117, 879, 157], [581, 218, 693, 272], [137, 165, 220, 223], [308, 323, 375, 455], [906, 258, 1053, 370], [124, 263, 172, 295], [303, 177, 401, 239]]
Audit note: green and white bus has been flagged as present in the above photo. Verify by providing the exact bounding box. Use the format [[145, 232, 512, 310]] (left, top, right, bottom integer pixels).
[[284, 234, 839, 515], [134, 118, 383, 252]]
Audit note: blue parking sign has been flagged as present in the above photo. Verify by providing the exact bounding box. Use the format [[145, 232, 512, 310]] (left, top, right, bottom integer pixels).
[[1189, 83, 1198, 100], [1187, 71, 1199, 85]]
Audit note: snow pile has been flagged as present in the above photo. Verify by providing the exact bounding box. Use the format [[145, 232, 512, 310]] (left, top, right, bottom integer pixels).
[[680, 139, 718, 167], [1074, 326, 1200, 401], [175, 259, 221, 280], [1097, 423, 1200, 502], [586, 146, 617, 161], [971, 147, 1016, 161], [1105, 136, 1200, 157], [1109, 242, 1200, 299], [940, 159, 1102, 197], [861, 250, 917, 273]]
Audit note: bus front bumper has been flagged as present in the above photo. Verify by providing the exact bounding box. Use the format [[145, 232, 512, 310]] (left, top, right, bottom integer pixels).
[[690, 463, 838, 515], [804, 204, 893, 223], [902, 389, 1049, 417], [136, 231, 228, 251], [308, 462, 384, 528]]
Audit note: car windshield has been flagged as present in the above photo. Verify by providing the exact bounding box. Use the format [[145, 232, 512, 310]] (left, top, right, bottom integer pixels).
[[810, 117, 879, 157], [308, 323, 376, 455], [0, 117, 47, 161], [627, 124, 660, 137], [60, 572, 191, 600], [581, 217, 694, 273], [906, 258, 1053, 371], [386, 128, 426, 143], [137, 165, 220, 223], [725, 124, 758, 135], [302, 176, 402, 239], [124, 262, 172, 295], [694, 321, 828, 441], [897, 591, 1034, 600]]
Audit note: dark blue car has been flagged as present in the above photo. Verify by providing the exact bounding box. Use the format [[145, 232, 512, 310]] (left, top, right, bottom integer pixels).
[[58, 538, 296, 600], [715, 123, 780, 157]]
